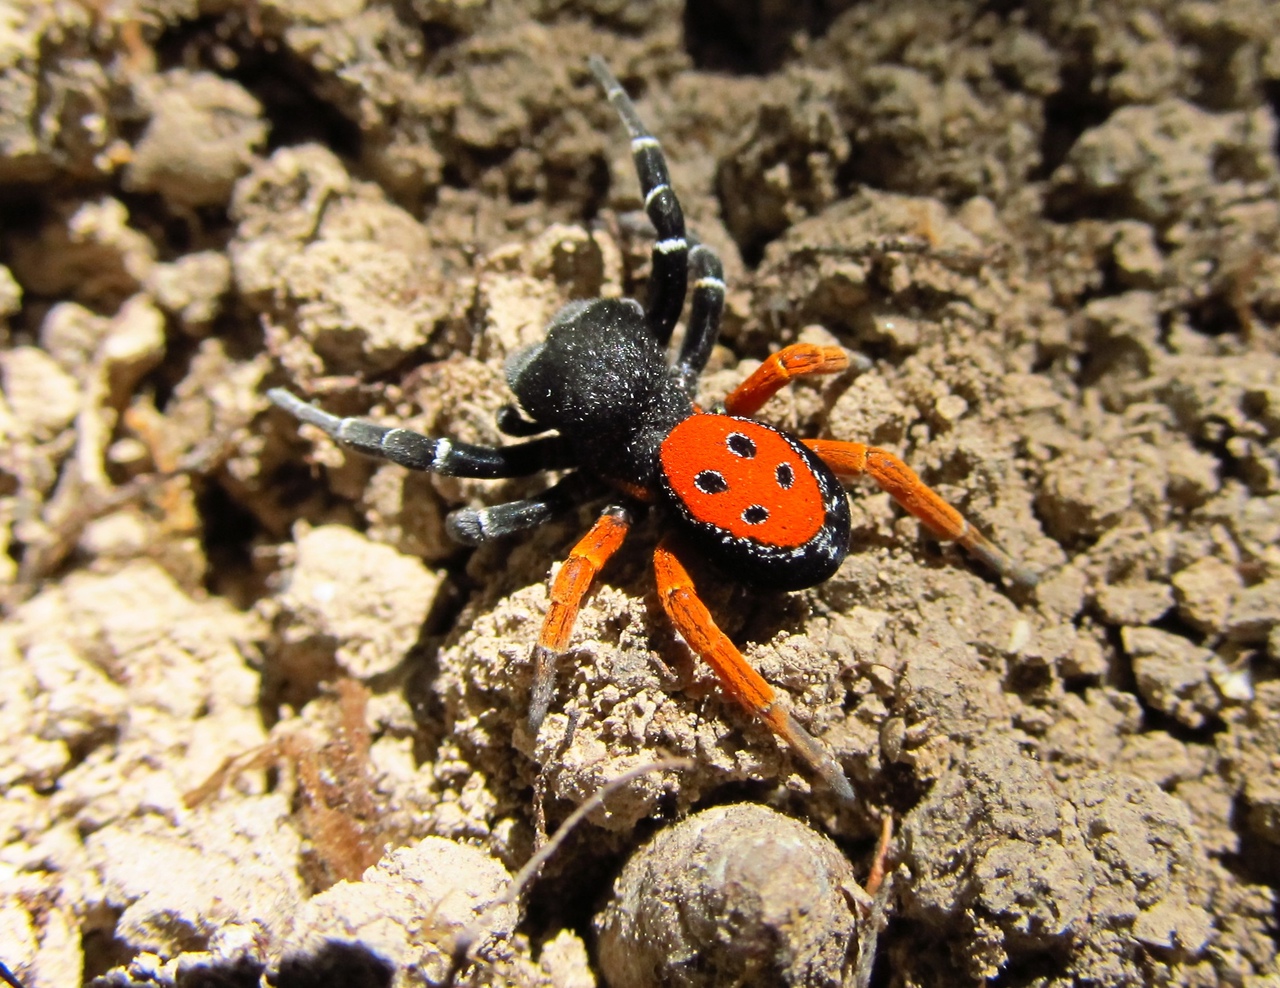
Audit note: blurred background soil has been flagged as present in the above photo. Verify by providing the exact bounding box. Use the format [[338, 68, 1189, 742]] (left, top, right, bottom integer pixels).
[[1, 0, 1279, 986]]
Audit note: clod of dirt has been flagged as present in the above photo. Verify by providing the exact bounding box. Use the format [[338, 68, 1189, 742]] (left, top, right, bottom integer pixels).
[[1221, 681, 1280, 846], [271, 523, 442, 684], [595, 803, 861, 988], [8, 198, 157, 310], [229, 145, 451, 380], [284, 837, 517, 987], [1073, 773, 1214, 961], [0, 2, 123, 185], [1224, 578, 1280, 644], [1122, 626, 1223, 728], [716, 69, 849, 254], [1, 561, 267, 983], [900, 732, 1090, 980], [0, 346, 79, 441], [899, 734, 1214, 983], [124, 70, 267, 210], [87, 795, 305, 956], [144, 251, 233, 337], [1171, 557, 1244, 634], [9, 561, 265, 798], [537, 928, 595, 988], [1052, 100, 1276, 227]]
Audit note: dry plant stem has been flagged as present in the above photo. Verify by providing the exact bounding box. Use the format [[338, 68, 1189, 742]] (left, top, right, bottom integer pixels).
[[864, 814, 894, 898], [850, 815, 896, 988], [533, 707, 581, 850], [184, 681, 383, 886], [446, 758, 694, 979], [508, 759, 694, 910], [852, 885, 892, 988]]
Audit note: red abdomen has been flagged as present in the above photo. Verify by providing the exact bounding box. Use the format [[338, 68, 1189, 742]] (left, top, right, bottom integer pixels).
[[658, 414, 850, 590]]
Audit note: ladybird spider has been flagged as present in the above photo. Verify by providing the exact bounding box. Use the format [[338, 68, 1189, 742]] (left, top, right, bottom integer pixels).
[[268, 56, 1037, 802]]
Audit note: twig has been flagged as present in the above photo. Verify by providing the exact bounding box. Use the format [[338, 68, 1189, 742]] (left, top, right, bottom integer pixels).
[[443, 757, 693, 983], [532, 708, 580, 850], [852, 814, 896, 988]]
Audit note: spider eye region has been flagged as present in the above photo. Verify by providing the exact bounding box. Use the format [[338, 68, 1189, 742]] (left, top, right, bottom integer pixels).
[[660, 415, 823, 546]]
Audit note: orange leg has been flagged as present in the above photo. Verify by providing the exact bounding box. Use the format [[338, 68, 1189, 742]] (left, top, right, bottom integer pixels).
[[529, 505, 632, 733], [653, 537, 855, 803], [805, 439, 1038, 588], [723, 344, 849, 417]]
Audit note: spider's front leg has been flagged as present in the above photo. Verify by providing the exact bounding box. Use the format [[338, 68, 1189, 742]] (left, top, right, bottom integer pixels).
[[805, 439, 1038, 588], [652, 536, 856, 803], [268, 388, 570, 478]]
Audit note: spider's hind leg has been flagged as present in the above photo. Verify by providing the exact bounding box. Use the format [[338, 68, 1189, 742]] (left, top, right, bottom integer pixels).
[[723, 343, 850, 418], [652, 536, 856, 803], [529, 503, 633, 735], [805, 439, 1038, 589]]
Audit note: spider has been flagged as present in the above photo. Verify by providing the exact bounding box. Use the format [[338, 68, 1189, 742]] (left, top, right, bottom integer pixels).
[[268, 56, 1038, 802]]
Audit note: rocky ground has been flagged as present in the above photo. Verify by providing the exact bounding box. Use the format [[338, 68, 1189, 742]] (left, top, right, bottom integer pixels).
[[1, 0, 1279, 986]]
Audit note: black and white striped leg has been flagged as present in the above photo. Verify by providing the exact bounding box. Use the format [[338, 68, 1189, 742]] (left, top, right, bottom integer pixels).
[[589, 56, 688, 346], [269, 388, 569, 478], [673, 242, 726, 397], [445, 474, 589, 544]]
